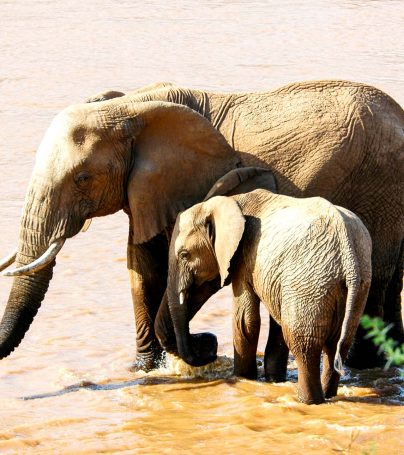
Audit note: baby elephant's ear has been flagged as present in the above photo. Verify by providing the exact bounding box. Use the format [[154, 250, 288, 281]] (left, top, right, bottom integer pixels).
[[204, 167, 277, 201], [203, 196, 245, 286]]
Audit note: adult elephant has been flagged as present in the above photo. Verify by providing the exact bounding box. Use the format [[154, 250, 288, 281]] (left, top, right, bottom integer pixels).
[[0, 80, 403, 371]]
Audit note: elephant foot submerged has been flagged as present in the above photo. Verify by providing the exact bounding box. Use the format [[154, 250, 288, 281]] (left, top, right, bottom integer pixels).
[[130, 344, 166, 372]]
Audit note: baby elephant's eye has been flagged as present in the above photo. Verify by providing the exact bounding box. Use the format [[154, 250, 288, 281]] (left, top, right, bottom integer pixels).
[[178, 249, 189, 260]]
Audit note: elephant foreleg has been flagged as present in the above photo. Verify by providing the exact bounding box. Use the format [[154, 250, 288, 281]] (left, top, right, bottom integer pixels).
[[127, 229, 168, 371], [264, 315, 289, 382], [232, 280, 260, 379]]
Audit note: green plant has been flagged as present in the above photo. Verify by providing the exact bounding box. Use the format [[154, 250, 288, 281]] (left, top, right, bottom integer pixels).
[[360, 315, 404, 369]]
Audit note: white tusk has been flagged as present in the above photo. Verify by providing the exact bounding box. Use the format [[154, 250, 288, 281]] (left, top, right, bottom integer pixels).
[[2, 239, 65, 277], [0, 249, 17, 272], [81, 218, 92, 233], [179, 291, 186, 305]]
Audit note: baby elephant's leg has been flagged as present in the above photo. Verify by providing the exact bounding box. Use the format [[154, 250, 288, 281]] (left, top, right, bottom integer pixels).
[[264, 315, 289, 382], [284, 327, 324, 404], [294, 349, 324, 404], [323, 282, 371, 398], [232, 281, 261, 379], [321, 340, 341, 399]]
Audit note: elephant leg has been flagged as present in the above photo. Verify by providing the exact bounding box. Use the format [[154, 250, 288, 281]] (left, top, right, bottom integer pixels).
[[294, 350, 324, 404], [154, 290, 176, 352], [232, 281, 260, 379], [345, 277, 388, 369], [283, 324, 324, 404], [322, 335, 354, 399], [345, 217, 403, 369], [321, 341, 340, 399], [384, 240, 404, 343], [127, 229, 168, 371], [264, 315, 289, 382]]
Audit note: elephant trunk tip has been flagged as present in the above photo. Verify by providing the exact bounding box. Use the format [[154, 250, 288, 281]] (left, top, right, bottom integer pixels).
[[0, 305, 40, 360]]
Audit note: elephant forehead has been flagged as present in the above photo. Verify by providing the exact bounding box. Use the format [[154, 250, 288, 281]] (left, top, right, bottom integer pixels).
[[175, 213, 198, 250], [35, 112, 102, 176]]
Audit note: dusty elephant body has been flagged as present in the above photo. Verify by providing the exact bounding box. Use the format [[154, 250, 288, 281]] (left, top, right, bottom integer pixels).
[[0, 80, 402, 371], [124, 80, 404, 369], [167, 183, 372, 404]]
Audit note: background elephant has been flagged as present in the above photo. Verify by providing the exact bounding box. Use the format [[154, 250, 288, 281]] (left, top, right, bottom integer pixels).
[[121, 80, 404, 369], [0, 80, 402, 371], [166, 176, 372, 404]]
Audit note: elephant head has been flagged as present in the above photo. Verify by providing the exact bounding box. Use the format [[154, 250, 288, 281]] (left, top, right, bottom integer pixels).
[[0, 97, 240, 359], [166, 167, 276, 366]]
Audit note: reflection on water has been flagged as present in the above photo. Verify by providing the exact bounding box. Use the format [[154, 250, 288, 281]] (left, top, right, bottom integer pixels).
[[0, 0, 403, 453]]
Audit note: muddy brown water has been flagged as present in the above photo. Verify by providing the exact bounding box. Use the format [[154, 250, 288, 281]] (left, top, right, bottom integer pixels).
[[0, 1, 403, 454]]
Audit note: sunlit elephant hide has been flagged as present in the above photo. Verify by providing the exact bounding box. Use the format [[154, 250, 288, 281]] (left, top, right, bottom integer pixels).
[[0, 80, 403, 371], [166, 169, 372, 404]]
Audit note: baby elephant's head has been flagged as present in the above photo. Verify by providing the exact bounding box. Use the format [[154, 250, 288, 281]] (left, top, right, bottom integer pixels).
[[167, 196, 245, 366]]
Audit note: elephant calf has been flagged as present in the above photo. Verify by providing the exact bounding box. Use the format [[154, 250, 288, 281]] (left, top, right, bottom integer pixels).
[[167, 170, 372, 404]]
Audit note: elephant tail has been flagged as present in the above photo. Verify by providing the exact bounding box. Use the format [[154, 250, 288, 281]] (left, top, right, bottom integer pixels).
[[333, 206, 371, 376], [334, 281, 361, 376]]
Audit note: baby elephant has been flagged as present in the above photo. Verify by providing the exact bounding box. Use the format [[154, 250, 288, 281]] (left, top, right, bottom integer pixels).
[[167, 169, 372, 404]]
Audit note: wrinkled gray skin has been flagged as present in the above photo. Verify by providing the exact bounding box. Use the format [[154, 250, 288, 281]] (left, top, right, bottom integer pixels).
[[0, 81, 402, 371], [168, 180, 372, 404], [127, 81, 403, 370], [0, 95, 239, 364]]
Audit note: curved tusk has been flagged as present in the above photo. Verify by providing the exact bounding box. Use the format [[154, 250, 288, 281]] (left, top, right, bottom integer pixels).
[[179, 291, 186, 305], [2, 239, 65, 277], [0, 249, 17, 272], [81, 218, 92, 233]]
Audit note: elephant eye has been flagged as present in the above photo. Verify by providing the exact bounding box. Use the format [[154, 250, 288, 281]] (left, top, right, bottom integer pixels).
[[178, 249, 189, 260], [75, 172, 91, 187]]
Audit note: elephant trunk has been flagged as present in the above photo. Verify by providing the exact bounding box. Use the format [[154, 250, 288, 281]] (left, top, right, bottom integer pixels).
[[167, 284, 193, 363], [0, 264, 54, 358], [0, 185, 66, 359], [167, 267, 211, 367]]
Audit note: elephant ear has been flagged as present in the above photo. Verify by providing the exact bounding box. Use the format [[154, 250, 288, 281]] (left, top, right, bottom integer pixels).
[[204, 167, 277, 200], [85, 90, 126, 103], [203, 196, 245, 286], [126, 101, 240, 244], [126, 81, 175, 96], [85, 82, 175, 103]]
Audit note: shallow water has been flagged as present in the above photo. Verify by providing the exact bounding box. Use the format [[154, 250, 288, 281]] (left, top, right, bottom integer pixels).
[[0, 1, 403, 453]]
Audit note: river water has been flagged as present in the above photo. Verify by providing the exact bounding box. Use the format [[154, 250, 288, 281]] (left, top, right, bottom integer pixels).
[[0, 1, 403, 453]]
